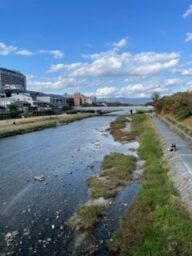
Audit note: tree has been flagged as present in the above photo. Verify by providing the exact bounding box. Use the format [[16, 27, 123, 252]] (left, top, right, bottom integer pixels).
[[151, 92, 160, 102], [8, 104, 22, 118]]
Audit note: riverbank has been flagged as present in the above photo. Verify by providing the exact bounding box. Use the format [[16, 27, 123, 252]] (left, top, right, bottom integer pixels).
[[108, 114, 192, 255], [0, 113, 133, 256], [0, 113, 96, 138], [158, 114, 192, 142], [69, 153, 137, 232], [68, 114, 140, 254]]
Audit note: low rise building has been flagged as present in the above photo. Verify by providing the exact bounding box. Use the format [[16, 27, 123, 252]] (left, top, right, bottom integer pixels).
[[36, 94, 68, 108], [64, 93, 96, 106], [64, 93, 86, 107]]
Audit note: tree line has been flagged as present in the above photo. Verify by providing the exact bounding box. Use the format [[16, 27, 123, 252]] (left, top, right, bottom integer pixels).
[[152, 91, 192, 120]]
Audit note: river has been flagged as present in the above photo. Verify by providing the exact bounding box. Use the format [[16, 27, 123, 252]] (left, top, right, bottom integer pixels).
[[0, 110, 140, 255]]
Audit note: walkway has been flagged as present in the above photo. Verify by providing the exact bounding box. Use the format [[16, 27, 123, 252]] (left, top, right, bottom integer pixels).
[[153, 117, 192, 212]]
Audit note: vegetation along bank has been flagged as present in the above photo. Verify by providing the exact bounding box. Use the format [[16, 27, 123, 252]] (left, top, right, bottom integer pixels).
[[0, 112, 96, 138], [108, 114, 192, 255], [69, 115, 138, 232]]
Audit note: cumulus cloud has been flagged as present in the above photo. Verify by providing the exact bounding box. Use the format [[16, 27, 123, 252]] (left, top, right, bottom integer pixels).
[[16, 50, 33, 56], [164, 78, 180, 86], [48, 64, 66, 72], [185, 32, 192, 42], [183, 5, 192, 18], [39, 50, 64, 59], [0, 42, 17, 55], [112, 38, 128, 48], [95, 86, 118, 97], [28, 76, 87, 91], [118, 78, 181, 98], [179, 69, 192, 75], [48, 51, 179, 78]]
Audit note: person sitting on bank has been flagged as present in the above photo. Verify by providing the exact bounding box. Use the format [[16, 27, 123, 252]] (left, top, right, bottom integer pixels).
[[169, 143, 177, 151]]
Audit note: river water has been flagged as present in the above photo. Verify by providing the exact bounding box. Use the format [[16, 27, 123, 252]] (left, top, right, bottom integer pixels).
[[0, 111, 139, 256]]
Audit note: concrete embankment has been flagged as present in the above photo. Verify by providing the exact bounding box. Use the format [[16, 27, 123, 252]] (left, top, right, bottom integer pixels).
[[0, 113, 96, 138], [158, 114, 192, 144], [153, 116, 192, 212]]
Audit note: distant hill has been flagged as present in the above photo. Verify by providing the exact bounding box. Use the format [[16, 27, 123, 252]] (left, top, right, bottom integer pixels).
[[98, 97, 151, 105]]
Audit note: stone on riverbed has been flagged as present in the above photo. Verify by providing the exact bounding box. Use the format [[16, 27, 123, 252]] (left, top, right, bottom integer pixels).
[[34, 175, 45, 181]]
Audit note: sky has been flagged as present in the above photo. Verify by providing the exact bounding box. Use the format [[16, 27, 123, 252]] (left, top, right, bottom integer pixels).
[[1, 0, 192, 98]]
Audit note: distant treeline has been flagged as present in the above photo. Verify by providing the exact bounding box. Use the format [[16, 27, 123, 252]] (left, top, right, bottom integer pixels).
[[154, 91, 192, 120]]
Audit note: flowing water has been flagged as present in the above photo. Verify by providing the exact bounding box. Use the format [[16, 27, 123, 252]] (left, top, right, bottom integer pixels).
[[0, 111, 140, 255]]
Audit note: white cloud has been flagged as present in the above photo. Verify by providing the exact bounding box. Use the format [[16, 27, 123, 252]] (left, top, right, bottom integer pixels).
[[0, 42, 17, 55], [48, 64, 66, 72], [95, 86, 118, 97], [185, 80, 192, 90], [39, 50, 64, 59], [179, 69, 192, 75], [48, 51, 179, 78], [185, 32, 192, 42], [164, 78, 180, 86], [112, 38, 128, 48], [0, 41, 64, 59], [16, 50, 33, 56], [28, 76, 87, 91], [183, 5, 192, 18], [118, 78, 181, 98]]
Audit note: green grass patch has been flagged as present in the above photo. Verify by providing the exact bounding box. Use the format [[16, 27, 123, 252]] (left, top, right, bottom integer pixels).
[[69, 204, 107, 231], [87, 176, 117, 199], [108, 114, 192, 255], [110, 116, 137, 141], [87, 153, 136, 199], [102, 153, 136, 181]]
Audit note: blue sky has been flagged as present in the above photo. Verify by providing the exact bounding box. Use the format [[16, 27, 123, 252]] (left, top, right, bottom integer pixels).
[[1, 0, 192, 98]]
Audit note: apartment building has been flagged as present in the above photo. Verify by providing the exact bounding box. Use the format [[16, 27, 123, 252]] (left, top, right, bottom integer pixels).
[[0, 68, 26, 92]]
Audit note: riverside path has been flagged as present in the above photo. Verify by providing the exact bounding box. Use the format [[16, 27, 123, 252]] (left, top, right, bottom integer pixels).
[[152, 116, 192, 212]]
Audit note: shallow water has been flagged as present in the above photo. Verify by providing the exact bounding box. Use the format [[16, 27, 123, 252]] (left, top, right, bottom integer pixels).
[[0, 112, 139, 255]]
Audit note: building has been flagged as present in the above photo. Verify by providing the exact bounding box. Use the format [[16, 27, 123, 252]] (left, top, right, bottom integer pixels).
[[36, 94, 68, 108], [0, 68, 26, 92], [85, 96, 97, 105], [64, 93, 87, 107]]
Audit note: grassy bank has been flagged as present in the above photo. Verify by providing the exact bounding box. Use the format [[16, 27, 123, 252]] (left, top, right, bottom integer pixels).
[[0, 113, 96, 138], [69, 203, 107, 231], [69, 152, 137, 232], [108, 114, 192, 255], [69, 115, 137, 232], [87, 153, 136, 199], [160, 114, 192, 139], [109, 115, 137, 142]]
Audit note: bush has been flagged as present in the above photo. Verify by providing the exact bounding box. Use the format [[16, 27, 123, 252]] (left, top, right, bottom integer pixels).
[[8, 104, 22, 118]]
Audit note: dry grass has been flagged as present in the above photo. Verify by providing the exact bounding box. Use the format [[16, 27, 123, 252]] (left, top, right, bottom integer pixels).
[[109, 116, 137, 142], [0, 113, 95, 138], [162, 114, 192, 138], [87, 176, 118, 199], [181, 116, 192, 127]]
